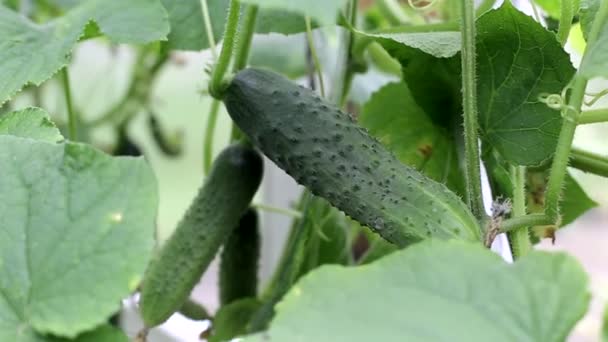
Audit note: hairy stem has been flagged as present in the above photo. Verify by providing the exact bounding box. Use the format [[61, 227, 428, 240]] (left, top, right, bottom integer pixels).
[[233, 5, 259, 71], [570, 148, 608, 178], [507, 166, 531, 259], [209, 0, 241, 98], [579, 108, 608, 124], [557, 0, 575, 46], [545, 0, 608, 221], [200, 0, 218, 60], [500, 214, 552, 234], [203, 99, 221, 174], [61, 68, 77, 140], [305, 16, 326, 98], [460, 0, 485, 222]]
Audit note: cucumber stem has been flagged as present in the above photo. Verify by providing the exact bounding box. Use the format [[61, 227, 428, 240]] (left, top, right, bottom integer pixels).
[[570, 148, 608, 178], [459, 0, 485, 223], [203, 99, 221, 174], [305, 16, 326, 98], [61, 67, 77, 140], [209, 0, 241, 99], [200, 0, 218, 60], [507, 165, 531, 259], [500, 214, 552, 234], [557, 0, 575, 46], [233, 5, 259, 72], [579, 108, 608, 124], [545, 0, 608, 222]]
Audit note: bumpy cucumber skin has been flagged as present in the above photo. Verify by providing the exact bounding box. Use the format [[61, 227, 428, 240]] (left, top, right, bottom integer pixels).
[[224, 68, 480, 247], [140, 144, 263, 327], [219, 208, 260, 306]]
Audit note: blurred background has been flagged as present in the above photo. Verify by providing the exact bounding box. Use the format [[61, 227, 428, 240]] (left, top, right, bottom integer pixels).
[[5, 0, 607, 341]]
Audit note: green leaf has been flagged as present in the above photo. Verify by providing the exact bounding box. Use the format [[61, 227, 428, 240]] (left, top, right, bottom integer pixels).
[[360, 82, 465, 195], [209, 298, 261, 342], [0, 1, 169, 105], [477, 3, 576, 166], [579, 22, 608, 79], [242, 240, 590, 342], [0, 135, 158, 338], [241, 0, 346, 26], [67, 325, 129, 342], [366, 31, 461, 58], [534, 0, 580, 19], [580, 0, 600, 39], [0, 108, 63, 143], [160, 0, 228, 51]]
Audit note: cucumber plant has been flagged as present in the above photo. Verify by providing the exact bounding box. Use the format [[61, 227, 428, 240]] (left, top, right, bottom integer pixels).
[[0, 0, 607, 341]]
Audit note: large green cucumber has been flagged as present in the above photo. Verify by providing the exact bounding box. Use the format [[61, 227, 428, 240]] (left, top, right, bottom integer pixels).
[[139, 143, 263, 327], [219, 208, 260, 306], [224, 68, 480, 246]]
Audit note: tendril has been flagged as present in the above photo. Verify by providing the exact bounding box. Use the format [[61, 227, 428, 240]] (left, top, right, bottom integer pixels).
[[538, 84, 579, 123], [584, 89, 608, 106], [407, 0, 438, 11]]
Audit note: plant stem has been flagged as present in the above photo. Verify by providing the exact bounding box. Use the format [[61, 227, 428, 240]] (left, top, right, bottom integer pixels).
[[200, 0, 218, 60], [251, 203, 303, 219], [557, 0, 574, 46], [331, 0, 358, 106], [500, 214, 552, 234], [233, 5, 258, 71], [209, 0, 241, 99], [570, 148, 608, 178], [579, 108, 608, 124], [507, 166, 531, 259], [545, 0, 608, 222], [203, 99, 221, 174], [459, 0, 485, 222], [377, 0, 409, 25], [305, 16, 326, 98], [61, 67, 77, 140]]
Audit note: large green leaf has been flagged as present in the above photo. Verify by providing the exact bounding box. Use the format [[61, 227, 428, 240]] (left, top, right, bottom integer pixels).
[[0, 135, 158, 338], [0, 108, 63, 143], [160, 0, 228, 51], [580, 0, 600, 39], [360, 82, 464, 195], [241, 0, 346, 26], [579, 20, 608, 79], [242, 240, 589, 342], [365, 31, 461, 58], [477, 3, 575, 166], [0, 1, 169, 105]]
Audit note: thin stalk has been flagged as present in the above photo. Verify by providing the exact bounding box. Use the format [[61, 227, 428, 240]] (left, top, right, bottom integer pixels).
[[203, 99, 221, 175], [305, 16, 326, 98], [200, 0, 218, 60], [545, 0, 608, 221], [251, 203, 303, 219], [61, 67, 77, 140], [377, 0, 409, 25], [579, 108, 608, 124], [332, 0, 358, 106], [507, 166, 531, 259], [233, 5, 259, 71], [557, 0, 575, 46], [209, 0, 241, 99], [459, 0, 485, 222], [570, 148, 608, 178], [500, 214, 552, 234]]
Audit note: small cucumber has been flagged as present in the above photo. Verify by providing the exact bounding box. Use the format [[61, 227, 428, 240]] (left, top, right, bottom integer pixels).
[[139, 143, 263, 327], [224, 68, 481, 247], [219, 208, 260, 306]]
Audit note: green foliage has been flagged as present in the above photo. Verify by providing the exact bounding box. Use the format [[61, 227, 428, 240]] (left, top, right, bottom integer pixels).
[[534, 0, 581, 19], [0, 108, 63, 142], [0, 1, 169, 105], [476, 3, 575, 166], [580, 0, 600, 39], [360, 82, 465, 195], [0, 133, 158, 338], [242, 240, 590, 342], [580, 19, 608, 79], [366, 31, 461, 58]]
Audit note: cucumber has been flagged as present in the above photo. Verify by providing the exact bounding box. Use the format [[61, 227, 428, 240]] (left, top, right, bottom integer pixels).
[[223, 68, 481, 247], [219, 208, 260, 306], [139, 143, 263, 327]]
